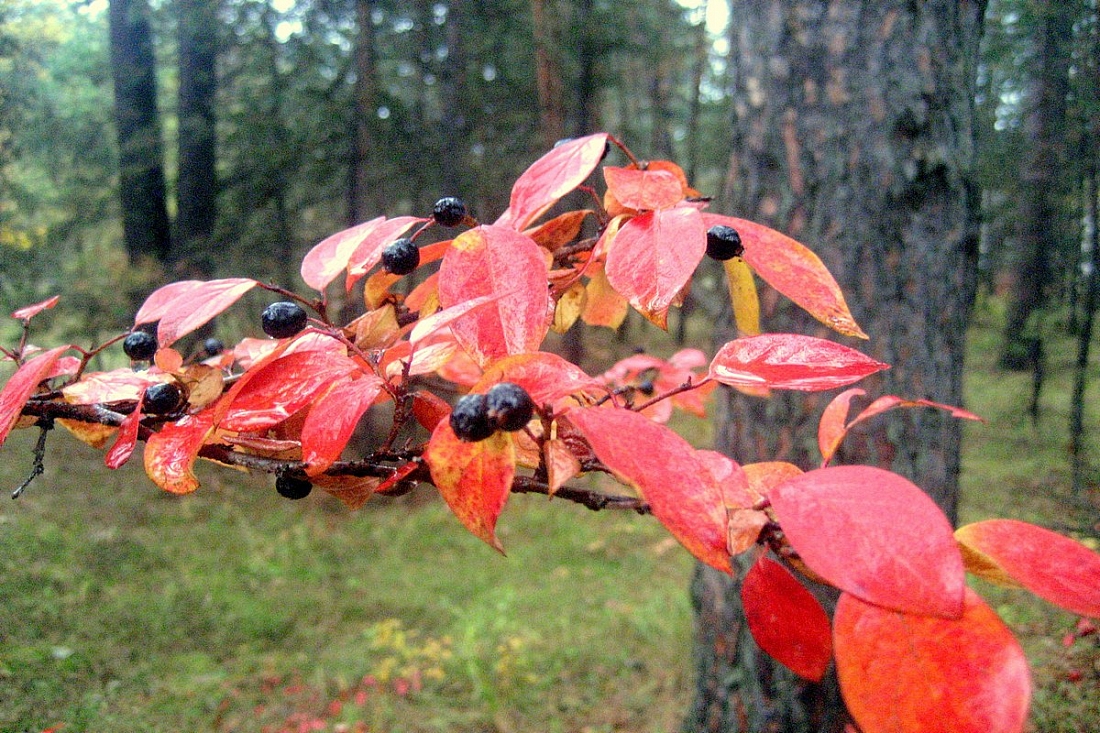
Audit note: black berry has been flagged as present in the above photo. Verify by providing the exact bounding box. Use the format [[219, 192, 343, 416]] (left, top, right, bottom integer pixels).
[[261, 301, 308, 339], [485, 382, 535, 432], [449, 393, 494, 442], [637, 380, 655, 396], [123, 330, 158, 361], [142, 382, 183, 414], [202, 337, 224, 357], [706, 225, 744, 261], [381, 238, 420, 275], [276, 473, 312, 500], [432, 197, 467, 227]]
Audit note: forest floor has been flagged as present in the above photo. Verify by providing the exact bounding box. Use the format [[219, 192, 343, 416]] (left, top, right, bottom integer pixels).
[[0, 297, 1098, 733]]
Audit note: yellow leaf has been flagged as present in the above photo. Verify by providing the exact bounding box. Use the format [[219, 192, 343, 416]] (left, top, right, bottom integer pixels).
[[724, 258, 760, 336]]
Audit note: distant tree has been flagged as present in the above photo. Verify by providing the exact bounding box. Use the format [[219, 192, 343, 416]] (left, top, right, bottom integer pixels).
[[685, 2, 986, 731], [108, 0, 172, 266], [175, 0, 220, 278]]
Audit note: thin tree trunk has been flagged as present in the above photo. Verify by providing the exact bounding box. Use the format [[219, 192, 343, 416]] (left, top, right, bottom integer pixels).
[[684, 3, 985, 731], [532, 0, 566, 149], [108, 0, 172, 267], [999, 0, 1073, 370], [348, 0, 378, 227], [176, 0, 219, 278], [1071, 157, 1099, 496]]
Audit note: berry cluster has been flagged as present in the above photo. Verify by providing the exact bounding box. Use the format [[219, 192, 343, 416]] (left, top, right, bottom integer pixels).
[[449, 382, 536, 442]]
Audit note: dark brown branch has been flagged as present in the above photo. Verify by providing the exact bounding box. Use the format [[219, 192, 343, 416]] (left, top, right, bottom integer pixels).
[[15, 399, 650, 514]]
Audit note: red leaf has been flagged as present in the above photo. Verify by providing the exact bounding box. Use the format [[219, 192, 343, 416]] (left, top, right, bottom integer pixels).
[[221, 350, 359, 432], [143, 410, 216, 494], [300, 216, 384, 291], [604, 206, 706, 329], [820, 390, 982, 467], [105, 393, 144, 469], [411, 390, 451, 432], [437, 225, 550, 366], [471, 352, 601, 405], [603, 166, 684, 210], [156, 278, 258, 346], [742, 555, 833, 682], [345, 216, 427, 289], [955, 519, 1100, 618], [770, 465, 965, 618], [11, 295, 60, 321], [708, 334, 888, 392], [834, 588, 1031, 733], [567, 406, 730, 573], [133, 280, 203, 325], [301, 374, 386, 476], [422, 420, 515, 552], [499, 133, 609, 231], [0, 345, 70, 446], [818, 388, 866, 466], [702, 214, 867, 339]]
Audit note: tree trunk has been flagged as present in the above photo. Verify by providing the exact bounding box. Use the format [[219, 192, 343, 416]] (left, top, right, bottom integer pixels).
[[176, 0, 219, 278], [348, 0, 378, 227], [531, 0, 566, 149], [108, 0, 172, 266], [999, 0, 1073, 370], [685, 3, 985, 731]]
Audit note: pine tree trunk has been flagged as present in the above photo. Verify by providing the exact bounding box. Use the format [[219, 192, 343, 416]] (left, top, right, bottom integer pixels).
[[176, 0, 219, 278], [684, 3, 986, 731], [108, 0, 172, 266], [348, 0, 378, 227]]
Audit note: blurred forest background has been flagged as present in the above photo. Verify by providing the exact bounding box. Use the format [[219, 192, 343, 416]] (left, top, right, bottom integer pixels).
[[2, 0, 1100, 730]]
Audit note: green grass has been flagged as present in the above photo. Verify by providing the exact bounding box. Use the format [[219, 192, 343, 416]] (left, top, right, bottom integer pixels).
[[0, 303, 1097, 731]]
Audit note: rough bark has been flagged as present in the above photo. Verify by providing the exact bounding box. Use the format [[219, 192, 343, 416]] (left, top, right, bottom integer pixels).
[[999, 0, 1073, 370], [108, 0, 172, 265], [176, 0, 219, 278], [685, 3, 986, 731]]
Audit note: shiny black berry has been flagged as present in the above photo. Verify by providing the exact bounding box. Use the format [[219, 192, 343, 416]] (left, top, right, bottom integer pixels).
[[449, 393, 494, 442], [432, 197, 467, 227], [261, 301, 308, 339], [705, 225, 744, 261], [276, 473, 313, 500], [142, 382, 183, 414], [381, 238, 420, 275], [485, 382, 535, 432], [202, 337, 224, 357], [637, 380, 655, 396], [123, 330, 158, 361]]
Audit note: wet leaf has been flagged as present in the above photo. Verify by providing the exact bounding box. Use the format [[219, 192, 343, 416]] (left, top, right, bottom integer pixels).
[[105, 394, 144, 469], [471, 351, 601, 406], [770, 465, 965, 618], [604, 206, 706, 329], [709, 334, 888, 392], [300, 216, 384, 291], [156, 278, 258, 346], [301, 373, 386, 476], [0, 345, 70, 446], [143, 411, 216, 494], [955, 520, 1100, 618], [423, 421, 515, 552], [834, 588, 1030, 733], [500, 133, 609, 230], [742, 555, 833, 682]]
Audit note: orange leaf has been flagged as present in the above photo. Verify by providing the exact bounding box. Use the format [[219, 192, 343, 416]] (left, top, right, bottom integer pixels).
[[567, 406, 730, 573], [423, 421, 515, 552], [437, 225, 550, 366], [955, 520, 1100, 618], [525, 209, 590, 251], [709, 334, 888, 392], [603, 166, 684, 210], [143, 411, 216, 494], [543, 437, 581, 495], [742, 555, 833, 682], [604, 206, 706, 329], [770, 465, 966, 618], [834, 588, 1031, 733], [818, 388, 866, 466], [702, 214, 866, 339], [0, 345, 70, 446], [312, 474, 380, 510], [411, 390, 451, 432], [61, 368, 168, 405], [581, 260, 629, 329], [742, 461, 802, 502]]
